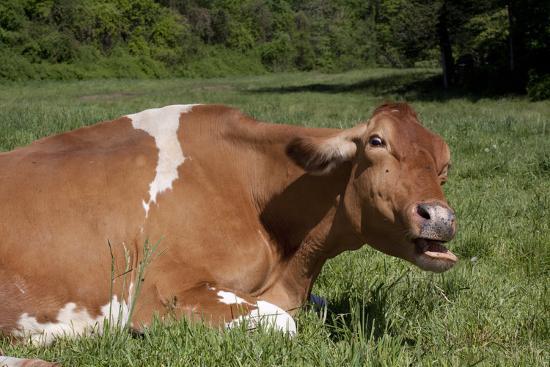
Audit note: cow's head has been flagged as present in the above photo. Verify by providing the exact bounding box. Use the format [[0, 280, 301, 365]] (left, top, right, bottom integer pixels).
[[287, 103, 457, 272]]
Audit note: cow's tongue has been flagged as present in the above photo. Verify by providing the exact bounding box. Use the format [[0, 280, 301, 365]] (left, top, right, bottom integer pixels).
[[416, 239, 458, 262]]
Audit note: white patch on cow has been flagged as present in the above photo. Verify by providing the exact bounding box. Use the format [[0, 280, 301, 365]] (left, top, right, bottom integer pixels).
[[126, 104, 199, 217], [0, 356, 21, 367], [226, 300, 296, 336], [216, 290, 249, 305], [0, 356, 48, 367], [104, 282, 133, 328], [13, 287, 133, 346]]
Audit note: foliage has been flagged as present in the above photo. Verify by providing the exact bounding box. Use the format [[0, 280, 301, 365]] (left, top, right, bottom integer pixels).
[[528, 72, 550, 101], [0, 0, 548, 98], [260, 32, 296, 71]]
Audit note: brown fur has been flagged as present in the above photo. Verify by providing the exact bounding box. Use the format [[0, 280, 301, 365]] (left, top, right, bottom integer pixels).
[[0, 103, 456, 351]]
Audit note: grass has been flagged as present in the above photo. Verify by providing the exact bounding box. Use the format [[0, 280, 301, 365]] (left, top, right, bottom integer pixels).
[[0, 68, 549, 366]]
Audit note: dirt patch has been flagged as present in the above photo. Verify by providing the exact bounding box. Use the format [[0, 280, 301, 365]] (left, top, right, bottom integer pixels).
[[195, 84, 233, 92]]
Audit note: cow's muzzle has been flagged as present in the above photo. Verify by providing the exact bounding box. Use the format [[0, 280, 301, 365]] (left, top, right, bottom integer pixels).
[[410, 201, 458, 272], [414, 201, 456, 242]]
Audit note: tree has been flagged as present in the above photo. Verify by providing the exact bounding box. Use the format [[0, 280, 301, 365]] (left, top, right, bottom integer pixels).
[[437, 0, 454, 88]]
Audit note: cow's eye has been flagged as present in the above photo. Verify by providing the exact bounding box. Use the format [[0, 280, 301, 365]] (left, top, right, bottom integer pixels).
[[369, 136, 385, 147]]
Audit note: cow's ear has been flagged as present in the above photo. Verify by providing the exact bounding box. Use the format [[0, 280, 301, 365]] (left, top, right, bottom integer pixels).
[[286, 124, 367, 175]]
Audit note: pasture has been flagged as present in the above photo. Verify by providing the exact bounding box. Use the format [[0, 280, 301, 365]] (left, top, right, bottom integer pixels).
[[0, 68, 548, 366]]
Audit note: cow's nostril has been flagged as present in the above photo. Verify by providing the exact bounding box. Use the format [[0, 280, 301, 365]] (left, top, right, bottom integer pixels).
[[416, 205, 431, 220]]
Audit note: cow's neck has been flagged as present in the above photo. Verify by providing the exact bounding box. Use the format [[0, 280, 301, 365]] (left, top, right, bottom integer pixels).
[[252, 125, 365, 310]]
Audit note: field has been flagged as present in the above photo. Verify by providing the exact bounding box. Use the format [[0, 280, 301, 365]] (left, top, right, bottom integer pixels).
[[0, 69, 549, 366]]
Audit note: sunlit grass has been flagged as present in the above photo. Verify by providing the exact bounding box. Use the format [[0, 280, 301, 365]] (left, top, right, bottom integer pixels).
[[0, 69, 548, 366]]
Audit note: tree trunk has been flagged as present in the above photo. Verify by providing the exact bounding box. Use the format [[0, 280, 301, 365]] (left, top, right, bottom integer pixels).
[[437, 1, 454, 89], [507, 1, 515, 73], [507, 0, 527, 91]]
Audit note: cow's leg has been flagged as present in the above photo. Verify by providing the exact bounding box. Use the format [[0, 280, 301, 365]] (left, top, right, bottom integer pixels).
[[132, 282, 296, 335], [0, 356, 58, 367]]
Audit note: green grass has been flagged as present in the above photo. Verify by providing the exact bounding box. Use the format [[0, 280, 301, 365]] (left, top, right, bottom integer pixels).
[[1, 68, 549, 366]]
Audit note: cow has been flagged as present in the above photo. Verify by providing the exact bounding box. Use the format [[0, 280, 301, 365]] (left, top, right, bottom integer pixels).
[[0, 103, 457, 366]]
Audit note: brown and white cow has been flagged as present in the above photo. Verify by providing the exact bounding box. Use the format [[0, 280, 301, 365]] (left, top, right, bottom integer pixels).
[[0, 103, 457, 366]]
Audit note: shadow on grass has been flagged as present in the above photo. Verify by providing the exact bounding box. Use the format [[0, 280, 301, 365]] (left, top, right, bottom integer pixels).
[[250, 71, 520, 102], [319, 274, 416, 346]]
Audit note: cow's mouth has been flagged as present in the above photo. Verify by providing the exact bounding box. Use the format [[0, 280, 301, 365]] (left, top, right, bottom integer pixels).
[[414, 238, 458, 263]]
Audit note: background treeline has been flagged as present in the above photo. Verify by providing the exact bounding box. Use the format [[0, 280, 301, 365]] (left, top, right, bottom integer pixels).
[[0, 0, 548, 99]]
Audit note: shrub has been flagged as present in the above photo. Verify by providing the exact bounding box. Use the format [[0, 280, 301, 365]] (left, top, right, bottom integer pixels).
[[0, 0, 26, 31], [0, 48, 36, 80], [527, 72, 550, 101], [180, 46, 266, 78], [260, 32, 296, 71]]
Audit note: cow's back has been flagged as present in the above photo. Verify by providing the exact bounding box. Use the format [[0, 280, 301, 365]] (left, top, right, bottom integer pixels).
[[0, 104, 278, 340]]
